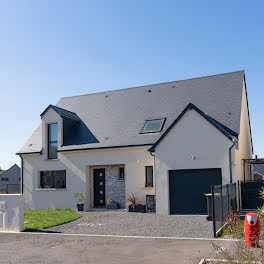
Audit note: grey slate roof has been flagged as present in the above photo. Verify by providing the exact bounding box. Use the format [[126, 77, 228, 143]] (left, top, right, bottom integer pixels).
[[17, 70, 245, 154]]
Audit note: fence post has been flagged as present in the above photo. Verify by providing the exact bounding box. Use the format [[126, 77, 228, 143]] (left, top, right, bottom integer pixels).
[[237, 181, 240, 212], [211, 185, 216, 237], [227, 184, 230, 213], [220, 185, 224, 223]]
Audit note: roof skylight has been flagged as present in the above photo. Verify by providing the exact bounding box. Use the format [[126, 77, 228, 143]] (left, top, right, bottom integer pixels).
[[141, 119, 165, 134]]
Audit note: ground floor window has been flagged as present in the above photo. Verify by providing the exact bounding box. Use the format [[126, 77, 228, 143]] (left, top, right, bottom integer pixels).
[[119, 167, 125, 180], [40, 170, 66, 189]]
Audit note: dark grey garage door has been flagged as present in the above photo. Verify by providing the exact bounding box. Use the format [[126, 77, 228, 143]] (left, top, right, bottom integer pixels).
[[169, 169, 222, 214]]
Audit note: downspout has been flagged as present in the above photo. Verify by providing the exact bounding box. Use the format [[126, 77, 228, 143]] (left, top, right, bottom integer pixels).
[[229, 138, 237, 183], [20, 155, 24, 194], [149, 150, 156, 210]]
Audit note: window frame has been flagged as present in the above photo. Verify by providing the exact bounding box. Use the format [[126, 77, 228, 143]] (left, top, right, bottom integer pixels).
[[145, 166, 154, 187], [47, 123, 58, 160], [140, 118, 166, 134], [119, 167, 125, 180], [39, 170, 66, 189]]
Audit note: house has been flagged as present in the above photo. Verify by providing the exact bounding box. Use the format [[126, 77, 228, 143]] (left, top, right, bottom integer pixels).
[[253, 164, 264, 181], [0, 164, 20, 193], [17, 71, 253, 214]]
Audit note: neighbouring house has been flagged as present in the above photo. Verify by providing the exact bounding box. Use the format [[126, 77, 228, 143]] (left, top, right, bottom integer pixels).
[[253, 164, 264, 181], [0, 164, 20, 193], [17, 71, 253, 214]]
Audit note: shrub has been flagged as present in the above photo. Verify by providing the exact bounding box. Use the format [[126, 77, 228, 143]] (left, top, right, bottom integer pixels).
[[226, 209, 241, 237], [127, 193, 137, 208], [74, 191, 86, 204]]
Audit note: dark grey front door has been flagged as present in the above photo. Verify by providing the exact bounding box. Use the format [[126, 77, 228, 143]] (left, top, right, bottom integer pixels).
[[169, 169, 222, 214], [94, 168, 106, 207]]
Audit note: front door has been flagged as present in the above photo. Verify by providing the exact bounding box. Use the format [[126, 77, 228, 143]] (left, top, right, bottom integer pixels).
[[94, 168, 106, 207]]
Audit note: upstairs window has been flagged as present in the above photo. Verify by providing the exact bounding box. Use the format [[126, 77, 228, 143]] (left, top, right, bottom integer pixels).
[[141, 119, 165, 133], [48, 123, 58, 159], [1, 178, 8, 182]]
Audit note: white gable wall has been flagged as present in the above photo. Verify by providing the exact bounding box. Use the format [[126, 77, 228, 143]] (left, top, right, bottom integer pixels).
[[154, 109, 234, 215], [234, 79, 253, 182]]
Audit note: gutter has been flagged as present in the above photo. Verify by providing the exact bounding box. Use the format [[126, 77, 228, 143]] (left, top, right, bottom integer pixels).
[[20, 155, 24, 194]]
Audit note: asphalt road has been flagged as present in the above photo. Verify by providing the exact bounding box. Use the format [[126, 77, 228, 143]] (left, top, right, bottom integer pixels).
[[0, 232, 236, 264]]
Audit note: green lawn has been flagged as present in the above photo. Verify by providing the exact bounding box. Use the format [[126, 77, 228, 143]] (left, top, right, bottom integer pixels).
[[24, 209, 82, 232]]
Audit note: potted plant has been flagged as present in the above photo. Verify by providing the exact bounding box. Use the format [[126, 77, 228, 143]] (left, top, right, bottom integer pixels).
[[127, 193, 146, 213], [74, 191, 86, 211], [106, 199, 120, 209]]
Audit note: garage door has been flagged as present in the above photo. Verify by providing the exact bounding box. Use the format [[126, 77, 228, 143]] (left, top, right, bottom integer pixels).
[[169, 169, 222, 214]]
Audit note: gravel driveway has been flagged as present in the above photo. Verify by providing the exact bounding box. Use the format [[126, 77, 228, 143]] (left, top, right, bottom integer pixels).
[[46, 210, 214, 238]]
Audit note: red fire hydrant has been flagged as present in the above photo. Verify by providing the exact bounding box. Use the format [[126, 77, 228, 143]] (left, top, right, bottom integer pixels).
[[244, 212, 260, 247]]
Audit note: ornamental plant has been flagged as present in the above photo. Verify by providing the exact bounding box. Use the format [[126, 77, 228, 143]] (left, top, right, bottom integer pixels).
[[127, 193, 138, 208], [74, 191, 86, 204]]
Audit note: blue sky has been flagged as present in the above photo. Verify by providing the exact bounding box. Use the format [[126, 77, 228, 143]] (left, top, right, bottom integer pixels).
[[0, 1, 263, 169]]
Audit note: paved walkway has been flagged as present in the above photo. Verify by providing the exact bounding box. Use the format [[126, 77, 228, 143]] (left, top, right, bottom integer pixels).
[[46, 210, 214, 238], [0, 232, 236, 264]]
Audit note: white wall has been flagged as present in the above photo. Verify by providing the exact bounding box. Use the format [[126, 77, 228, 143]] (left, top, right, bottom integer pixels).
[[22, 147, 154, 210], [154, 109, 234, 215], [22, 106, 154, 210], [0, 194, 24, 232]]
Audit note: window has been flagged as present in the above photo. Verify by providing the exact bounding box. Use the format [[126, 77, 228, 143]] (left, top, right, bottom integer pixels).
[[48, 123, 58, 159], [40, 170, 66, 189], [141, 119, 165, 133], [119, 168, 125, 180], [1, 178, 8, 182], [145, 166, 153, 187]]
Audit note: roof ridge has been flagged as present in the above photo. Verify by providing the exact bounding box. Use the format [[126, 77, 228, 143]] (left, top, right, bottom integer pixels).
[[60, 70, 245, 100]]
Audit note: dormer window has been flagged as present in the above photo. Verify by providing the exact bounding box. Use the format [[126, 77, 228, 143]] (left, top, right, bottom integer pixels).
[[141, 118, 165, 134], [48, 123, 58, 159]]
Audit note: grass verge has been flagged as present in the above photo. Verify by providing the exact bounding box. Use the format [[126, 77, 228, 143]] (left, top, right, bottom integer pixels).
[[221, 215, 264, 238], [24, 209, 82, 232], [220, 219, 244, 238]]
